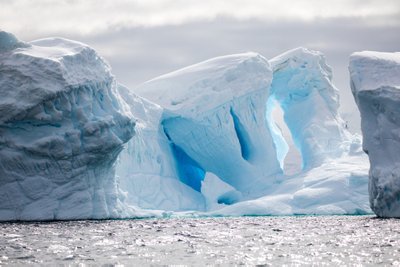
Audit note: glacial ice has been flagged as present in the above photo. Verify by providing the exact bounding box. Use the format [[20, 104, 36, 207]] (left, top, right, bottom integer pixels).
[[0, 32, 136, 220], [116, 85, 205, 211], [269, 48, 350, 169], [0, 30, 372, 221], [132, 49, 370, 216], [135, 53, 282, 199], [350, 51, 400, 217]]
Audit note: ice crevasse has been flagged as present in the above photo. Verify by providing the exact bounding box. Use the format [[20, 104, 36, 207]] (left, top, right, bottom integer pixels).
[[0, 31, 371, 220]]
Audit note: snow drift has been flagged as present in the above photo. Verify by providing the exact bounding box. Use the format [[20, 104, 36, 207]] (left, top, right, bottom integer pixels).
[[350, 51, 400, 217]]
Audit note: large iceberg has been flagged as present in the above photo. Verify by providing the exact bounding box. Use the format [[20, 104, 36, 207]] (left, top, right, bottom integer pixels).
[[350, 51, 400, 217], [132, 48, 370, 215], [0, 30, 371, 221], [0, 31, 136, 220]]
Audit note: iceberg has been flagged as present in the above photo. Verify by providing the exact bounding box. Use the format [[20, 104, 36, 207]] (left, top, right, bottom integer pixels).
[[132, 49, 370, 215], [134, 53, 282, 200], [0, 31, 136, 220], [0, 30, 371, 221], [269, 48, 350, 169], [350, 51, 400, 217]]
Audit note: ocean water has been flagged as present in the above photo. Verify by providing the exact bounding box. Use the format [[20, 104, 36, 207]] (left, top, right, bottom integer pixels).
[[1, 215, 399, 266]]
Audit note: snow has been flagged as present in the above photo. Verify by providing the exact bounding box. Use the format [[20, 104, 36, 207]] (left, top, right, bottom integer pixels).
[[0, 31, 372, 221], [350, 51, 400, 217]]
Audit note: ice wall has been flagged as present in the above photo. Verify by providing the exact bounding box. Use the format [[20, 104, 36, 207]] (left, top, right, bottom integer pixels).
[[270, 48, 349, 169], [116, 86, 206, 211], [0, 32, 135, 220], [350, 51, 400, 217], [135, 53, 282, 198]]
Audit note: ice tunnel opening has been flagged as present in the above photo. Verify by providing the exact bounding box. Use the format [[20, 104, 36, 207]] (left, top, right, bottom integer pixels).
[[230, 108, 253, 162], [266, 96, 303, 175], [162, 124, 205, 192]]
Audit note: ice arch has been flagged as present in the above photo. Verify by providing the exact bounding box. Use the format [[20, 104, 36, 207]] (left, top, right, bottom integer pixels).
[[135, 53, 282, 197], [266, 96, 303, 175], [268, 48, 349, 169]]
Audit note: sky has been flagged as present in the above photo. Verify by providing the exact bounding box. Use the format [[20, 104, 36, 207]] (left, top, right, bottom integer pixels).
[[1, 0, 399, 132]]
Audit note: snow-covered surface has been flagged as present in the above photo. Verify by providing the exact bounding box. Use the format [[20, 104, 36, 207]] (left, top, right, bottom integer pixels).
[[350, 51, 400, 217], [0, 31, 372, 221]]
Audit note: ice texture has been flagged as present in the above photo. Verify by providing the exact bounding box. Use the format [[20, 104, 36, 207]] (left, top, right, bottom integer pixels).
[[132, 49, 370, 215], [0, 30, 371, 221], [269, 48, 350, 169], [0, 32, 136, 220], [350, 51, 400, 217], [135, 53, 282, 198], [116, 85, 206, 211]]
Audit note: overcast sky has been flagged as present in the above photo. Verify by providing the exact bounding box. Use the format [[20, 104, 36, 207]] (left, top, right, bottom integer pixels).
[[1, 0, 399, 131]]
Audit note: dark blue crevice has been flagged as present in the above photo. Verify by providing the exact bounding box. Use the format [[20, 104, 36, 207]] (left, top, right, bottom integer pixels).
[[170, 144, 205, 192], [162, 122, 205, 192], [230, 108, 252, 161]]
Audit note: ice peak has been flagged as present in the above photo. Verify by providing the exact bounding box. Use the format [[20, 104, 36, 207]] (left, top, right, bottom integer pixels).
[[0, 31, 28, 52]]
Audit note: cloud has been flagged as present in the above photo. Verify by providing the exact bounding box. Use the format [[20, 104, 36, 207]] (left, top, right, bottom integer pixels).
[[1, 0, 399, 37], [1, 1, 399, 132], [61, 16, 397, 132]]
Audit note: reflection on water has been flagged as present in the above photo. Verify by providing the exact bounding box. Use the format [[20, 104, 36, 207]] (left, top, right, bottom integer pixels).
[[1, 216, 399, 266]]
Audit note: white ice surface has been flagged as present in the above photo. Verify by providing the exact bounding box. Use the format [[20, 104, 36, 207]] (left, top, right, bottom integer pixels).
[[0, 31, 140, 220], [269, 48, 351, 169], [0, 31, 372, 220], [350, 51, 400, 217], [135, 53, 282, 197]]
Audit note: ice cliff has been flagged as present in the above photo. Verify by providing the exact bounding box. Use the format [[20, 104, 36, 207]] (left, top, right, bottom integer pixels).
[[0, 31, 135, 220], [350, 51, 400, 217]]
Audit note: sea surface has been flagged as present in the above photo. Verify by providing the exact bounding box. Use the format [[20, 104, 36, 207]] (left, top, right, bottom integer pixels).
[[1, 215, 399, 266]]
